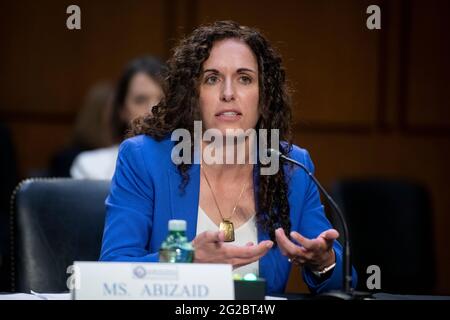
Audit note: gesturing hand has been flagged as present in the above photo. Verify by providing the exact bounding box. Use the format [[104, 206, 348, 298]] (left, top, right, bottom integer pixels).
[[192, 230, 273, 269], [275, 227, 338, 272]]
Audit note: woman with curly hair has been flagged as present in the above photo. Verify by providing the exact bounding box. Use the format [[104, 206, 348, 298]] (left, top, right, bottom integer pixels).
[[100, 20, 357, 294]]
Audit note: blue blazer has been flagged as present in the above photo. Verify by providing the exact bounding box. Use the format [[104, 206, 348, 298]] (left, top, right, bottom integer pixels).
[[100, 134, 357, 294]]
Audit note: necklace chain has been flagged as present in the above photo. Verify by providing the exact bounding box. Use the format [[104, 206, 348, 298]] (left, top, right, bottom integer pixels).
[[201, 166, 249, 222]]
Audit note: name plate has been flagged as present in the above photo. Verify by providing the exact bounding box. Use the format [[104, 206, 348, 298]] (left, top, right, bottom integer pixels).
[[71, 261, 234, 300]]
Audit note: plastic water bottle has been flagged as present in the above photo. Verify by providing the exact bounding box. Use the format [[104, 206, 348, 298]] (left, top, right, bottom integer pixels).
[[159, 219, 194, 263]]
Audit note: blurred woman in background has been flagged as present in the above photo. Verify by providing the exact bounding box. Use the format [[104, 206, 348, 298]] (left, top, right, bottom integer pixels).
[[48, 82, 114, 177], [70, 56, 167, 179]]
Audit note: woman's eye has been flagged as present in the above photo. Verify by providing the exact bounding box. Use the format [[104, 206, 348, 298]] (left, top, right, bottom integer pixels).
[[205, 75, 219, 85], [239, 75, 252, 84]]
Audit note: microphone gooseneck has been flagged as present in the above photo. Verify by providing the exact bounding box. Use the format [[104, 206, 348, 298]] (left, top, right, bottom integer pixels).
[[267, 148, 352, 294]]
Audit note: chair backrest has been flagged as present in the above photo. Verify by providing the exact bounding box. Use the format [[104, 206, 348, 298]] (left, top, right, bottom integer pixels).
[[10, 178, 110, 293], [330, 178, 436, 294]]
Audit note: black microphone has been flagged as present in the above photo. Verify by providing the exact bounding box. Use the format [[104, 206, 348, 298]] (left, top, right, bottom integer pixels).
[[267, 148, 353, 295]]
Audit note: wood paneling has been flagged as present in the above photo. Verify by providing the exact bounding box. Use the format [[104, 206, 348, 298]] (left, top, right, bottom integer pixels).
[[0, 0, 166, 118], [406, 0, 450, 128], [196, 0, 382, 127], [7, 121, 73, 177], [0, 0, 167, 176]]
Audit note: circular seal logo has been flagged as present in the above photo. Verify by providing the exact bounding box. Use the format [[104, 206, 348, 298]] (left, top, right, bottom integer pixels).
[[133, 266, 146, 279]]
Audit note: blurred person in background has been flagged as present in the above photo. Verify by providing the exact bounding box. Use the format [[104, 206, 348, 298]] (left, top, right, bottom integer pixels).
[[48, 82, 114, 177], [70, 56, 167, 180]]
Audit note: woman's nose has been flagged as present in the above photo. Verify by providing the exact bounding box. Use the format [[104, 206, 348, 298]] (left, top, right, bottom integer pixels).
[[220, 79, 235, 102]]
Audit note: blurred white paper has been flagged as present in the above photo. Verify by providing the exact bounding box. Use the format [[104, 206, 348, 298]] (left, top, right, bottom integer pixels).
[[0, 293, 42, 300], [0, 291, 72, 300], [30, 291, 71, 300]]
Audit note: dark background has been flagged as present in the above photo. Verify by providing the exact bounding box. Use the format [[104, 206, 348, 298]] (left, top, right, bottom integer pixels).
[[0, 0, 449, 294]]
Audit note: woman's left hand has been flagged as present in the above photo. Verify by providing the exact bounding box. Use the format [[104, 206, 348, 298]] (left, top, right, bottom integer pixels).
[[275, 227, 338, 272]]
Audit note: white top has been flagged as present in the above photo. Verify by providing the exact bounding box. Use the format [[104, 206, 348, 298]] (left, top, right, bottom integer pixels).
[[70, 145, 119, 180], [196, 206, 259, 277]]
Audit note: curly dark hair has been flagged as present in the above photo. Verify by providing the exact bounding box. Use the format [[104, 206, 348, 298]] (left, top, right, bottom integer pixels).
[[129, 20, 293, 241]]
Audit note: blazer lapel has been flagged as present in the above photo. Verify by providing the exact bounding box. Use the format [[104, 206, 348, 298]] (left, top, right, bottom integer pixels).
[[167, 164, 200, 241]]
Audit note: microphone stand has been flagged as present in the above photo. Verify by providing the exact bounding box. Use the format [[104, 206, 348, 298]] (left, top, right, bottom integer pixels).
[[270, 149, 372, 300]]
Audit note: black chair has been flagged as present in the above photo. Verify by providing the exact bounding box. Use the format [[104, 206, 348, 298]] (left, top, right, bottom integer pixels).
[[330, 178, 436, 294], [10, 178, 110, 293]]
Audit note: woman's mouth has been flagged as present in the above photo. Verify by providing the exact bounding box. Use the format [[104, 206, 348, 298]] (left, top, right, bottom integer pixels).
[[215, 110, 243, 121]]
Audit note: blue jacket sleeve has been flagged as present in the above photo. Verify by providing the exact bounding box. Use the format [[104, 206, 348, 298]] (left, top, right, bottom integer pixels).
[[99, 138, 159, 262], [297, 150, 358, 293]]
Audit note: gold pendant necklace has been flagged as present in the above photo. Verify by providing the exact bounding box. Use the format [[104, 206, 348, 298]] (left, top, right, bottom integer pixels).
[[201, 166, 249, 242], [219, 219, 235, 242]]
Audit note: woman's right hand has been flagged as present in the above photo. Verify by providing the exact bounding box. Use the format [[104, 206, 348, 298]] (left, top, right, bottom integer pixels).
[[191, 230, 273, 269]]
